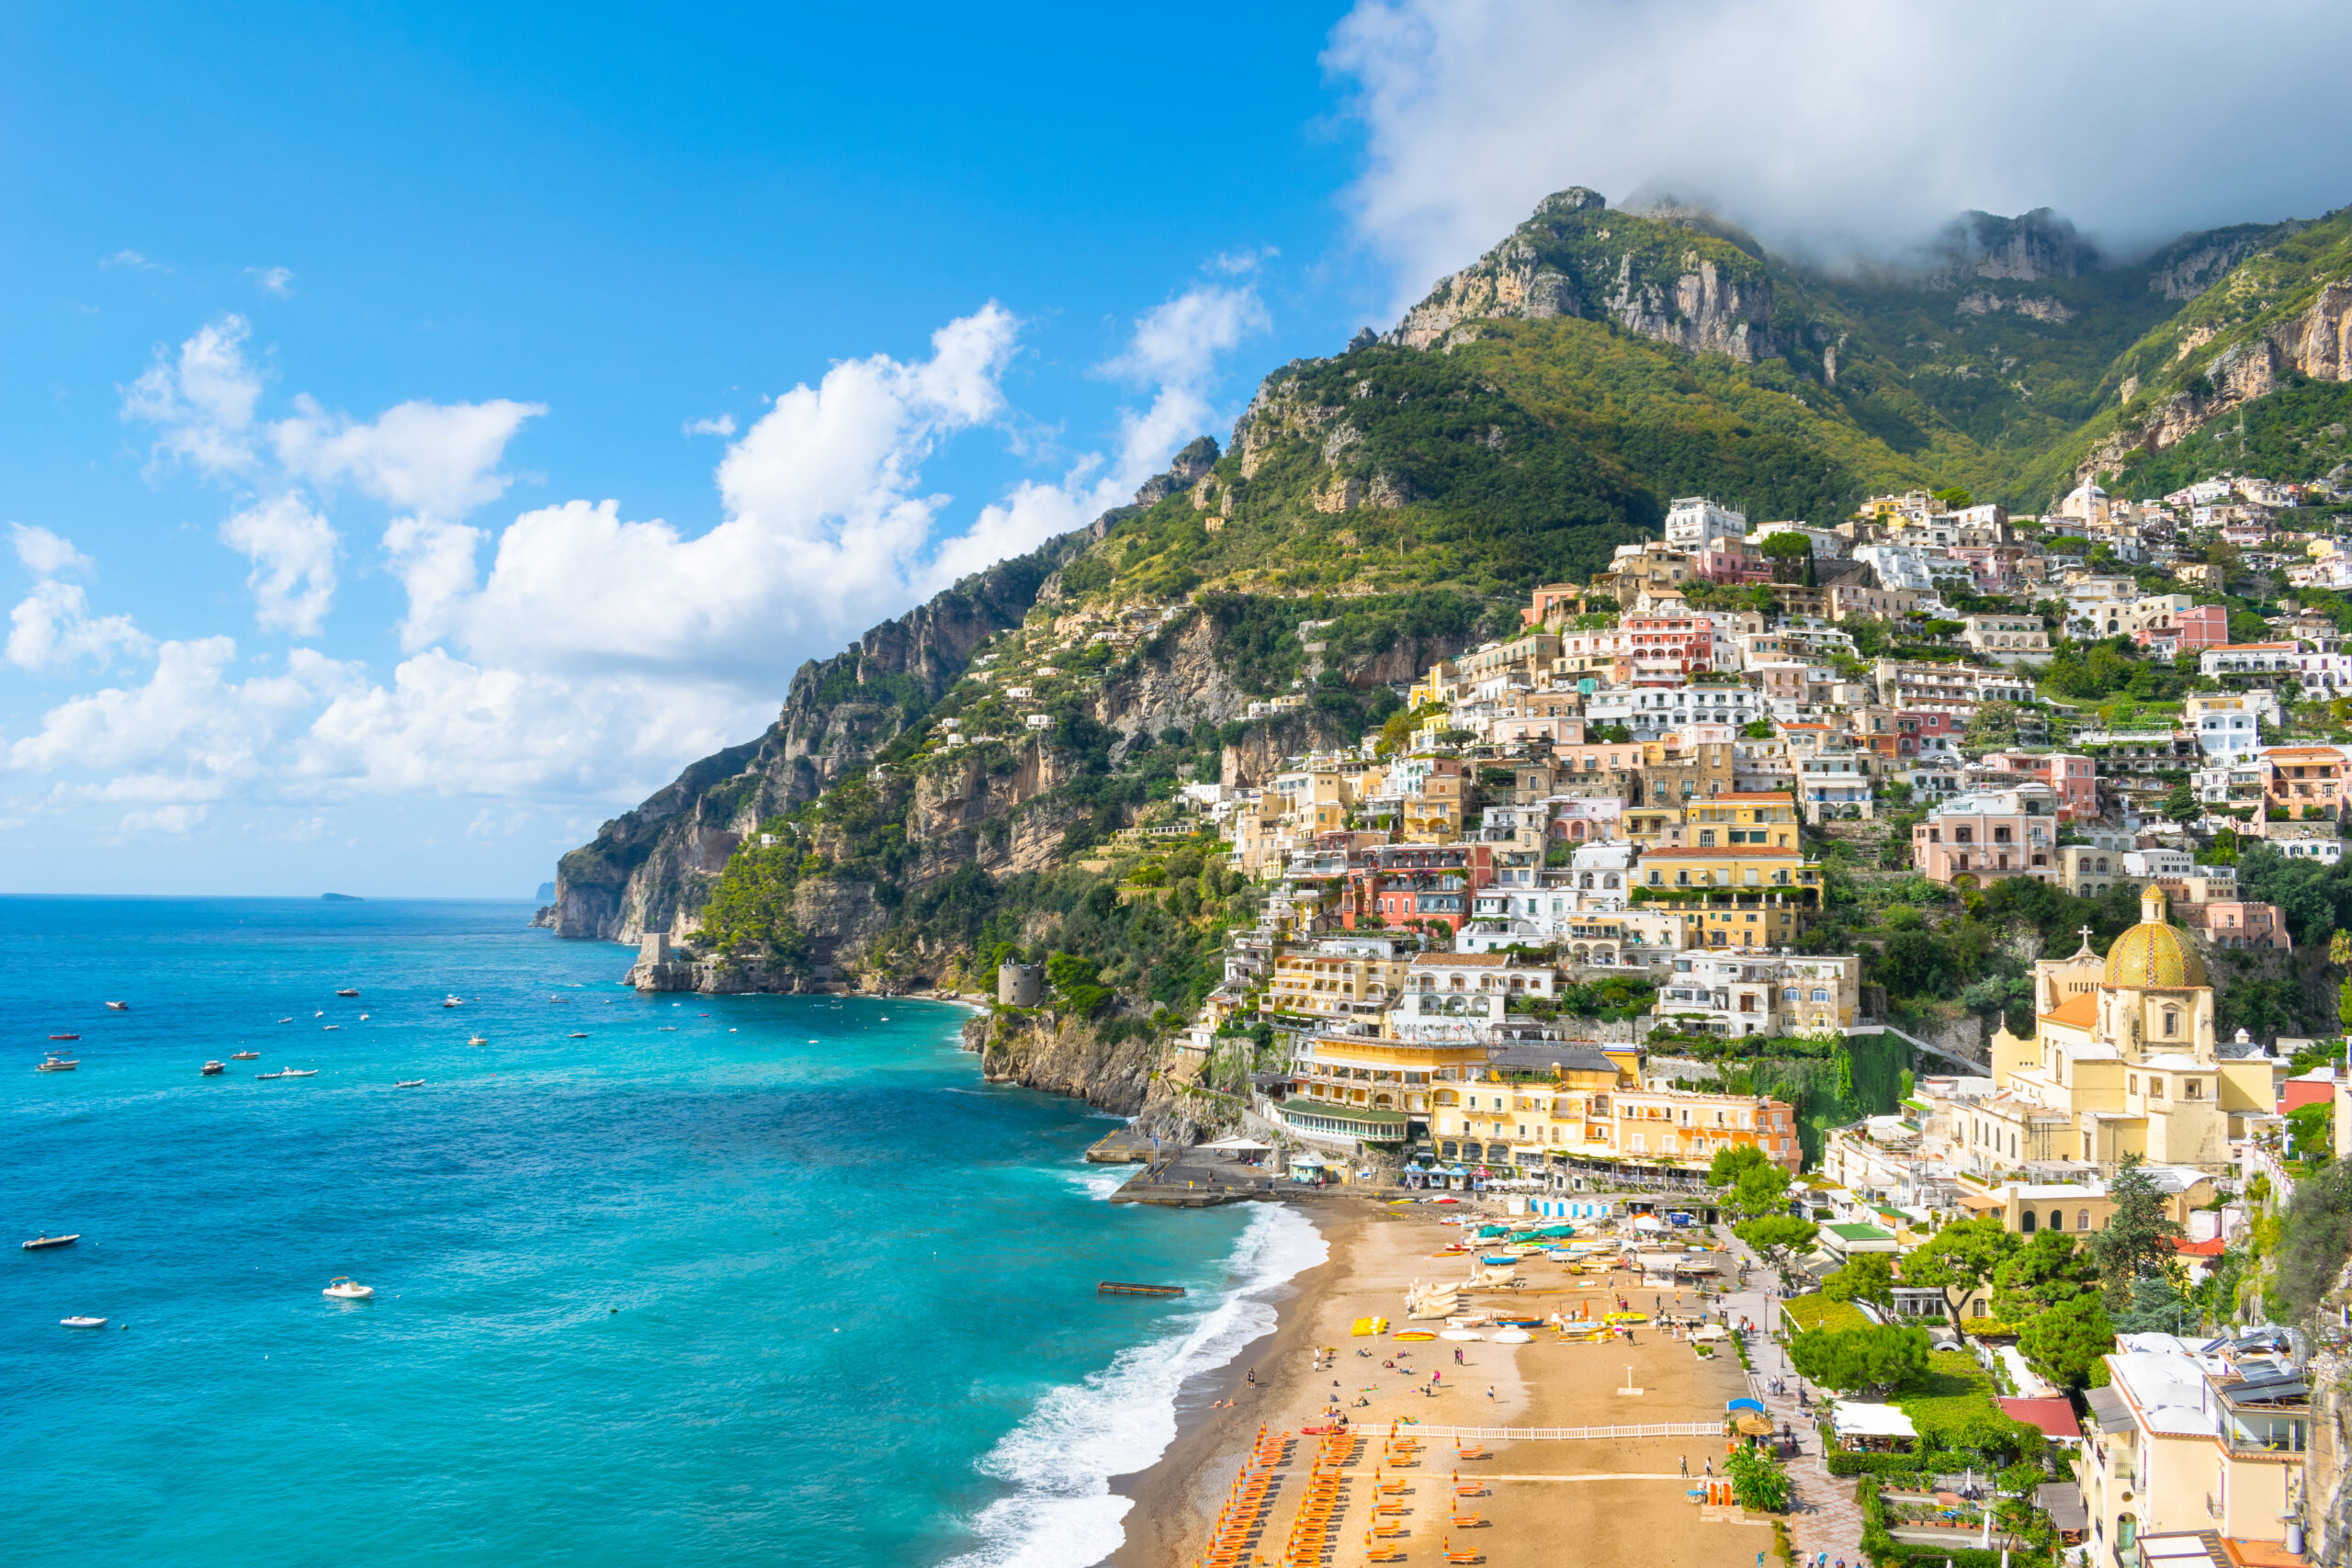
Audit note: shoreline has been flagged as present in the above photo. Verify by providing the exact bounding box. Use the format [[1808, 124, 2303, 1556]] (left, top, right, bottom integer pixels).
[[1104, 1200, 1369, 1568]]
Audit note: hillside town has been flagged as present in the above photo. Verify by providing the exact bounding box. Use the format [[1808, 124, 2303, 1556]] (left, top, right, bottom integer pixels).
[[995, 474, 2348, 1567]]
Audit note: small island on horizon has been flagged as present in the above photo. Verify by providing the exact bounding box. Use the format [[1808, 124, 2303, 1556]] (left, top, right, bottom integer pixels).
[[320, 892, 365, 902]]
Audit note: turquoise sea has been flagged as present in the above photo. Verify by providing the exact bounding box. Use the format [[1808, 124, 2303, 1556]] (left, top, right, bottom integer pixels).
[[1, 897, 1322, 1568]]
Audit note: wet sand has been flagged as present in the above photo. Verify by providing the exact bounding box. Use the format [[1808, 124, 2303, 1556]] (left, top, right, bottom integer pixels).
[[1111, 1201, 1777, 1568]]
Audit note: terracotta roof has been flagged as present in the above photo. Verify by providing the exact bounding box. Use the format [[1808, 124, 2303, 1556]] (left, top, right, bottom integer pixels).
[[2173, 1235, 2227, 1257], [1997, 1398, 2083, 1440], [2040, 991, 2100, 1029]]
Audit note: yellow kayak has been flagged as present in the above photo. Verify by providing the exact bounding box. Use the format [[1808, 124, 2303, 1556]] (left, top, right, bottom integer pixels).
[[1393, 1330, 1437, 1341], [1603, 1312, 1650, 1325], [1351, 1315, 1390, 1337]]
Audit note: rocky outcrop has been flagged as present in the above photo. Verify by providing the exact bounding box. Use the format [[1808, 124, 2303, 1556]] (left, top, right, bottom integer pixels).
[[966, 1008, 1164, 1117], [1387, 186, 1775, 364], [2079, 280, 2352, 479], [1923, 208, 2098, 286], [548, 532, 1084, 942], [2144, 222, 2293, 300]]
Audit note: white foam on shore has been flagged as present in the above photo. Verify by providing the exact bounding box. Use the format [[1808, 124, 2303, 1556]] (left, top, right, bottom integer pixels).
[[1063, 1167, 1127, 1201], [944, 1202, 1329, 1568]]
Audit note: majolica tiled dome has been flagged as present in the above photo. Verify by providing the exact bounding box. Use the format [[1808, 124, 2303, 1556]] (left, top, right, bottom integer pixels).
[[2104, 886, 2207, 988]]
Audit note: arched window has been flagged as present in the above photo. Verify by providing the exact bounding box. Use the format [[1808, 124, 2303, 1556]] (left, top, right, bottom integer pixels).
[[2077, 1210, 2092, 1232], [2050, 1211, 2064, 1233], [2021, 1210, 2037, 1233]]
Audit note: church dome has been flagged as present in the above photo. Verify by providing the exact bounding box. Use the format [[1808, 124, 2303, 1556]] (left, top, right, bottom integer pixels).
[[2104, 885, 2207, 988]]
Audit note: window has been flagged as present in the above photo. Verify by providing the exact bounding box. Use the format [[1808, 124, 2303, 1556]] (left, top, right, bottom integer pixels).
[[2163, 1010, 2178, 1038], [2021, 1209, 2037, 1233], [2077, 1210, 2092, 1232]]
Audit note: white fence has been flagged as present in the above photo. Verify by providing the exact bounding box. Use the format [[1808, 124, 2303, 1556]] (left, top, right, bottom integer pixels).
[[1385, 1423, 1722, 1440]]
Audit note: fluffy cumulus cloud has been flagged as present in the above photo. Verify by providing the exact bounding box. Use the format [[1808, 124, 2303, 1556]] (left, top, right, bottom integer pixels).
[[1325, 0, 2352, 298], [220, 493, 338, 637], [10, 276, 1263, 840]]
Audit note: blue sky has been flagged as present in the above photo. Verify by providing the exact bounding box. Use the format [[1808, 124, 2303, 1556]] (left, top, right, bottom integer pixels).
[[7, 1, 2350, 897]]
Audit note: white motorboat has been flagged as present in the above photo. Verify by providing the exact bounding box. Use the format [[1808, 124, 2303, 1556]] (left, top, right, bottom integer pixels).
[[23, 1234, 80, 1250], [322, 1277, 374, 1301], [105, 1001, 128, 1011], [1438, 1328, 1483, 1341], [60, 1315, 107, 1328], [322, 1024, 339, 1031], [568, 1032, 587, 1039], [394, 1079, 426, 1089], [1492, 1328, 1533, 1344], [466, 1035, 488, 1046], [37, 1056, 78, 1072], [281, 1068, 319, 1077], [202, 1061, 225, 1075], [442, 996, 463, 1009]]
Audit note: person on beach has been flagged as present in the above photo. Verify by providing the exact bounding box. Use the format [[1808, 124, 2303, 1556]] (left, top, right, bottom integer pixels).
[[1679, 1455, 1689, 1477], [1247, 1369, 1256, 1387]]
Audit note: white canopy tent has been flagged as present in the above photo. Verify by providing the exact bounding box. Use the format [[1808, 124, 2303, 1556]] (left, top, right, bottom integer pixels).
[[1830, 1402, 1918, 1442], [1200, 1135, 1273, 1153]]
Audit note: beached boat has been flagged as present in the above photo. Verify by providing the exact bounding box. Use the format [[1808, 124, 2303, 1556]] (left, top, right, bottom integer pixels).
[[37, 1055, 77, 1072], [105, 1000, 128, 1010], [231, 1050, 258, 1060], [1350, 1315, 1390, 1337], [202, 1061, 225, 1076], [1492, 1329, 1532, 1344], [1097, 1280, 1186, 1297], [22, 1234, 79, 1250], [60, 1316, 107, 1328], [1438, 1329, 1482, 1342], [322, 1277, 374, 1301], [335, 988, 359, 998], [1392, 1330, 1437, 1341], [394, 1079, 425, 1089]]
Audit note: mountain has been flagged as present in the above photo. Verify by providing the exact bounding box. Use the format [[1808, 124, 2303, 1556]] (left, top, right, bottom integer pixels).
[[545, 184, 2352, 1094]]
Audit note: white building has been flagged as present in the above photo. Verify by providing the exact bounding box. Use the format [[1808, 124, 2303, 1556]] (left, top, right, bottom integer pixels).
[[2182, 693, 2275, 761], [1663, 496, 1747, 552]]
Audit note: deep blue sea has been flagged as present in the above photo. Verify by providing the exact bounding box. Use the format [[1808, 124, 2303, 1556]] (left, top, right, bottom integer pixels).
[[0, 897, 1321, 1568]]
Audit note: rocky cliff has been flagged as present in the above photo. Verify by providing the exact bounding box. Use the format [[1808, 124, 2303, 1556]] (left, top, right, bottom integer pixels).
[[549, 533, 1080, 941], [1388, 186, 1775, 363]]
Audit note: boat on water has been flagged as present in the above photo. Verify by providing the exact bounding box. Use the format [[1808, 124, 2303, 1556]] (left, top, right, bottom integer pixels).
[[60, 1316, 107, 1329], [48, 1032, 78, 1041], [442, 996, 463, 1009], [322, 1277, 374, 1301], [466, 1035, 488, 1046], [105, 1000, 128, 1010], [231, 1050, 258, 1060], [255, 1070, 287, 1079], [277, 1017, 293, 1023], [37, 1056, 77, 1072], [22, 1234, 79, 1250], [322, 1024, 339, 1031], [202, 1061, 225, 1076], [1097, 1280, 1186, 1297], [281, 1068, 319, 1077], [394, 1079, 425, 1089], [334, 988, 359, 998], [567, 1032, 587, 1039]]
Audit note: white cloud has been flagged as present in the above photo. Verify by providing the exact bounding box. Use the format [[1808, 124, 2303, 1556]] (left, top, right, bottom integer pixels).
[[684, 413, 737, 437], [101, 249, 163, 271], [246, 265, 296, 297], [1325, 0, 2352, 299], [5, 637, 328, 783], [271, 395, 541, 518], [6, 580, 153, 670], [120, 315, 266, 477], [220, 493, 338, 637], [119, 804, 208, 835], [10, 524, 94, 577]]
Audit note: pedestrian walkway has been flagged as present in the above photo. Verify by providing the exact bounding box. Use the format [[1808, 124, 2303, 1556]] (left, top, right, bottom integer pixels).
[[1716, 1229, 1862, 1566]]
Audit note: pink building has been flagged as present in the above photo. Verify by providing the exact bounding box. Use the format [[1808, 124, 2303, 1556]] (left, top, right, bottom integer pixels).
[[1910, 787, 2059, 886], [1623, 613, 1716, 674], [1695, 542, 1771, 584], [2181, 900, 2291, 952], [2136, 603, 2229, 653], [1974, 751, 2097, 820]]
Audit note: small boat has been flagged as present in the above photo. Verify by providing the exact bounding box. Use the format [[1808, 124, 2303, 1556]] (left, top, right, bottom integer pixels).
[[1492, 1329, 1533, 1344], [442, 996, 463, 1009], [1097, 1281, 1186, 1297], [314, 1010, 324, 1018], [231, 1050, 259, 1060], [1393, 1330, 1437, 1341], [568, 1032, 587, 1039], [322, 1277, 374, 1301], [281, 1068, 319, 1077], [466, 1036, 488, 1046], [357, 1014, 369, 1021], [105, 1001, 128, 1010], [37, 1056, 77, 1072], [322, 1024, 339, 1031], [48, 1033, 78, 1041], [22, 1234, 79, 1250], [277, 1017, 293, 1024], [1438, 1329, 1483, 1341], [256, 1070, 287, 1080], [394, 1079, 425, 1089], [335, 988, 359, 998], [202, 1061, 225, 1076], [60, 1316, 107, 1329]]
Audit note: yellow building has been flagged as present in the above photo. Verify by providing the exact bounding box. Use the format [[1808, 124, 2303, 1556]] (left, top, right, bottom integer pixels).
[[1987, 886, 2278, 1172], [1428, 1046, 1802, 1176], [1264, 947, 1413, 1022], [1280, 1035, 1487, 1148], [1680, 791, 1802, 849], [1634, 843, 1820, 948]]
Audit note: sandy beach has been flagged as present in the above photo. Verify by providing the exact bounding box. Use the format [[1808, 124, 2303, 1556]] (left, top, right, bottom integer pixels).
[[1110, 1198, 1776, 1568]]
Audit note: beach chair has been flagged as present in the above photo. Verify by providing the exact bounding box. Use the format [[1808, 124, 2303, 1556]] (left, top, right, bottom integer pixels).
[[1453, 1444, 1487, 1461], [1366, 1549, 1407, 1563], [1451, 1512, 1485, 1529]]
